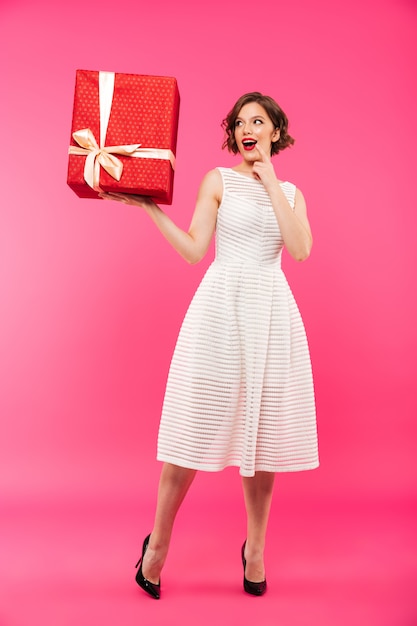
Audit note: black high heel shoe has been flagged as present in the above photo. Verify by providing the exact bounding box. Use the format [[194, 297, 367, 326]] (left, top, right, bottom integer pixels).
[[241, 541, 267, 596], [135, 534, 161, 599]]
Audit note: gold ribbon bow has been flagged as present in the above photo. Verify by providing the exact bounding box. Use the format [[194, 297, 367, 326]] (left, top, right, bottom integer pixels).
[[69, 71, 175, 192]]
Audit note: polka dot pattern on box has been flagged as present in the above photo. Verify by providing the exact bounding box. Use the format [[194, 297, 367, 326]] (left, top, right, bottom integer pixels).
[[67, 70, 180, 204]]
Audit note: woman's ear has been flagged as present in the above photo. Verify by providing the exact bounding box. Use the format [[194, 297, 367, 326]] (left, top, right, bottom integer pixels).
[[272, 127, 280, 142]]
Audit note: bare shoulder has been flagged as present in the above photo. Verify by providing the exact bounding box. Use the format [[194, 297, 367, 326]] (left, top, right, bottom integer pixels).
[[294, 186, 306, 203], [197, 168, 223, 204], [294, 186, 307, 214]]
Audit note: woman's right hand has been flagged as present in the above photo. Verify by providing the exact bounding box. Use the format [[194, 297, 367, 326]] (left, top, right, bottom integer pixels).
[[99, 192, 157, 211]]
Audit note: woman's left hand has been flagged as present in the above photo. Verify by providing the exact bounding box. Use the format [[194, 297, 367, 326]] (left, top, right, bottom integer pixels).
[[252, 144, 279, 192]]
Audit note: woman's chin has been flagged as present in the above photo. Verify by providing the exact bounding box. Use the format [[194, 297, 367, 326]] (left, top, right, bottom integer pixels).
[[240, 150, 259, 161]]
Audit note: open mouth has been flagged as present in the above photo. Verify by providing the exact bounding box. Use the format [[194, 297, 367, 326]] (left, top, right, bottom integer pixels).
[[242, 139, 257, 151]]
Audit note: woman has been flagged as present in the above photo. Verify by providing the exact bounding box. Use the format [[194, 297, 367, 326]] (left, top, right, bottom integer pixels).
[[102, 92, 319, 599]]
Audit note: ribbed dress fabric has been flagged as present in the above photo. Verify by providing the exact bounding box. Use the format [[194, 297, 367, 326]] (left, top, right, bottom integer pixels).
[[157, 167, 319, 477]]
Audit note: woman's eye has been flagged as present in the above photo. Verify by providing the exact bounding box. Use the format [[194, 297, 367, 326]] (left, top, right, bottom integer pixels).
[[235, 120, 243, 127], [254, 119, 263, 124]]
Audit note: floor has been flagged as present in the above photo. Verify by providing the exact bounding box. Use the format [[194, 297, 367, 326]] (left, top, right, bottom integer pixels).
[[2, 480, 416, 626]]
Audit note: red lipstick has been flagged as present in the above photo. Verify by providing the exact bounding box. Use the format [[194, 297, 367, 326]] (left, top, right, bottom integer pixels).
[[242, 138, 257, 151]]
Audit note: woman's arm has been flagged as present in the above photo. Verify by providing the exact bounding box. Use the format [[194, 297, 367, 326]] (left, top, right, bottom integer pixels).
[[269, 186, 312, 262], [101, 168, 222, 264], [252, 145, 313, 262]]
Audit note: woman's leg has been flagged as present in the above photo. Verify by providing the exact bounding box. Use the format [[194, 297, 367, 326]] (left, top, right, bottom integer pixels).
[[241, 471, 275, 582], [142, 462, 196, 583]]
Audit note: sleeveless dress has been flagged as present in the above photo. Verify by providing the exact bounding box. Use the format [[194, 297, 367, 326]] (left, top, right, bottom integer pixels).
[[156, 167, 319, 477]]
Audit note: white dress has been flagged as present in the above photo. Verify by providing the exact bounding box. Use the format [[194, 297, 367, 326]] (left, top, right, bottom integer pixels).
[[157, 168, 319, 477]]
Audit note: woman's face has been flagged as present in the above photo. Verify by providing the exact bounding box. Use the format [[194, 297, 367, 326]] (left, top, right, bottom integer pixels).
[[233, 102, 280, 161]]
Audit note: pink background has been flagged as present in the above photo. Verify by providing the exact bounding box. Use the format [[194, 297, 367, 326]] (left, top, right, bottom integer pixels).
[[1, 0, 416, 624]]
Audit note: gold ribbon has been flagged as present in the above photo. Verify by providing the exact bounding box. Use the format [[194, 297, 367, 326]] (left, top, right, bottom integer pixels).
[[69, 71, 175, 192]]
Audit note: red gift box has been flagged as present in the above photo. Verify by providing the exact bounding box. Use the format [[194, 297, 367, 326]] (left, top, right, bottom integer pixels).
[[67, 70, 180, 204]]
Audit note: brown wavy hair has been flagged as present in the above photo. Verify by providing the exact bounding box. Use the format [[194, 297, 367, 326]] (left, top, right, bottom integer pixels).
[[222, 92, 294, 156]]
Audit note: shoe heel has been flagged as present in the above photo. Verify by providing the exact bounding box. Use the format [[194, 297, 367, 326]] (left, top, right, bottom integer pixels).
[[135, 534, 161, 600], [241, 541, 267, 596]]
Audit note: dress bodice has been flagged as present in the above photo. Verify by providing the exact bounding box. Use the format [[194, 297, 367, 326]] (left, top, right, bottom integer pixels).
[[216, 168, 296, 267]]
